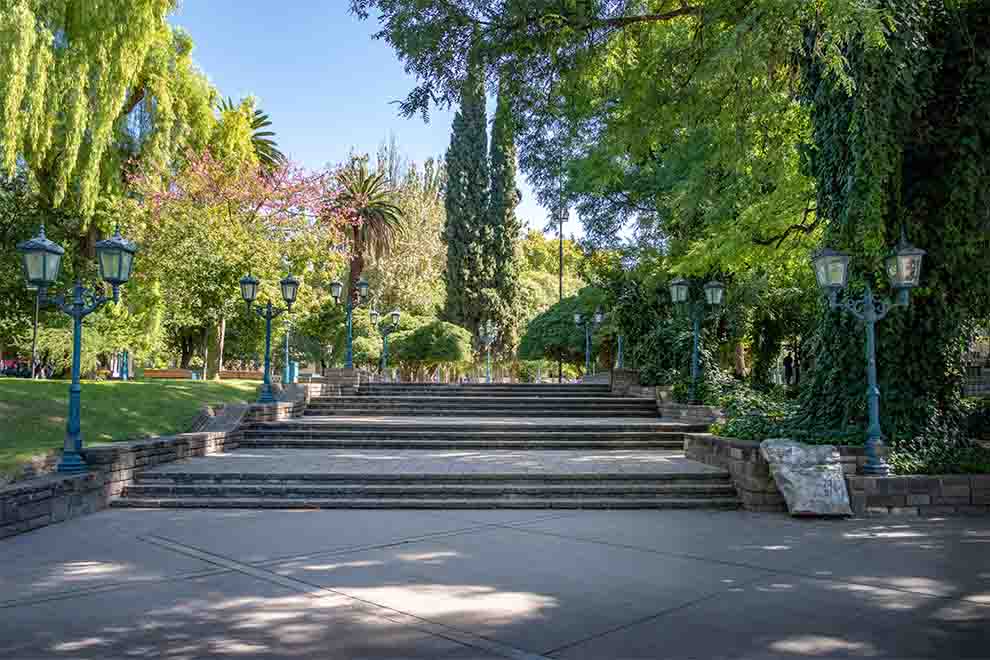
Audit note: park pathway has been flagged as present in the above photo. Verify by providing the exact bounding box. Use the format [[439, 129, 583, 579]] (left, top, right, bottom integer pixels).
[[113, 383, 740, 509]]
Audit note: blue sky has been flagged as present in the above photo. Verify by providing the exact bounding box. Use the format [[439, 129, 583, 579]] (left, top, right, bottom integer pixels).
[[170, 1, 582, 237]]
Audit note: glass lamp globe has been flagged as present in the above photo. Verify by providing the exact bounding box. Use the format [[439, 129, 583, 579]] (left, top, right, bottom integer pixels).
[[240, 274, 260, 305], [886, 238, 926, 289], [95, 227, 138, 290], [669, 278, 690, 304], [593, 309, 604, 324], [280, 274, 300, 309], [16, 226, 65, 290], [357, 278, 370, 299], [574, 312, 583, 326], [810, 247, 850, 293], [704, 281, 725, 306], [329, 280, 343, 301], [370, 310, 381, 326], [390, 309, 401, 326]]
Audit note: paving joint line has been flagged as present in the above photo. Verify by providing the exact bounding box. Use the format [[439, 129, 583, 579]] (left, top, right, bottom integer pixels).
[[141, 533, 551, 660], [251, 521, 536, 568], [0, 566, 232, 610], [541, 571, 771, 657], [501, 523, 988, 606], [0, 515, 569, 612]]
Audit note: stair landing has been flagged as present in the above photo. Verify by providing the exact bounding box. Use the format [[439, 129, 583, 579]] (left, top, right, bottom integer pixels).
[[124, 446, 724, 477]]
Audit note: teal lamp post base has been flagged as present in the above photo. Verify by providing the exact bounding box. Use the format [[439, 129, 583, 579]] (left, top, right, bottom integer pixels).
[[257, 384, 277, 404], [254, 301, 285, 404], [57, 451, 88, 474]]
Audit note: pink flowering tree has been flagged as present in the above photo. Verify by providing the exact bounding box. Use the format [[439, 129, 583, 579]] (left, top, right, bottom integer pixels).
[[129, 151, 347, 373]]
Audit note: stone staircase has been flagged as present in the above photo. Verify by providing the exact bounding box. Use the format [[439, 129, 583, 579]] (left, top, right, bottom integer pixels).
[[113, 383, 739, 510], [304, 383, 659, 418]]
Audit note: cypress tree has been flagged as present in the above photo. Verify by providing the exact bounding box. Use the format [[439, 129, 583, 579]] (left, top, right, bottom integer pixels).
[[442, 46, 490, 341], [486, 81, 523, 356]]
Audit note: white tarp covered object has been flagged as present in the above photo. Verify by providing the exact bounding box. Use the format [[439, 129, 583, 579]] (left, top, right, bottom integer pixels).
[[760, 438, 852, 517]]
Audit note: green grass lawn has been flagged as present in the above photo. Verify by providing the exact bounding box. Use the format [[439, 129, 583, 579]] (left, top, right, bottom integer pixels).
[[0, 378, 257, 478]]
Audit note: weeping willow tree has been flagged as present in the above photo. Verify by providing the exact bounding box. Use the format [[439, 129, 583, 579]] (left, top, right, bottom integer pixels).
[[0, 0, 216, 222]]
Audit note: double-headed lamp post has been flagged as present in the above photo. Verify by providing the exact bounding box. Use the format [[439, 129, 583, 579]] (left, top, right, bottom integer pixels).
[[329, 278, 369, 370], [16, 225, 137, 473], [240, 273, 300, 404], [370, 308, 401, 378], [574, 308, 604, 376], [810, 233, 926, 475], [670, 278, 725, 405], [479, 320, 498, 384]]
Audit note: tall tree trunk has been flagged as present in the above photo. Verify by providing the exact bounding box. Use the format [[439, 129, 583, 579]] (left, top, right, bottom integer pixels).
[[179, 342, 192, 370], [733, 342, 747, 379], [349, 227, 365, 304], [202, 328, 209, 378], [208, 316, 226, 380], [217, 315, 226, 378]]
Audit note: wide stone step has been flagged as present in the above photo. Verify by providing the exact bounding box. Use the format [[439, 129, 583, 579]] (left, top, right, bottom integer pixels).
[[311, 397, 655, 407], [134, 472, 731, 484], [111, 496, 740, 510], [302, 407, 658, 418], [358, 384, 611, 390], [122, 482, 736, 499], [238, 438, 684, 450], [245, 420, 708, 433], [357, 390, 619, 398], [241, 429, 684, 439]]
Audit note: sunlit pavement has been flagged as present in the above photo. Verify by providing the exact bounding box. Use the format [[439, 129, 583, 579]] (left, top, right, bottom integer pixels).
[[1, 509, 987, 659]]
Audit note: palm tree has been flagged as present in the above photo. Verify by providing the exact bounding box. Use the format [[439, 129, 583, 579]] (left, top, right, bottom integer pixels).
[[217, 97, 286, 169], [333, 158, 404, 301]]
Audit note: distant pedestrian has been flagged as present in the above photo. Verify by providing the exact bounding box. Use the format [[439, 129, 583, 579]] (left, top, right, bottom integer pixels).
[[783, 354, 794, 386]]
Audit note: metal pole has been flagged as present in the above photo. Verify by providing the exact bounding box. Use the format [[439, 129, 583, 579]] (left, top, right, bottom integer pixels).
[[30, 287, 40, 379], [283, 321, 291, 384], [862, 284, 888, 474], [617, 335, 624, 370], [558, 209, 564, 384], [59, 283, 87, 474], [382, 332, 389, 376], [585, 324, 591, 375], [689, 313, 701, 405], [486, 347, 492, 384], [345, 297, 354, 370], [258, 303, 275, 403]]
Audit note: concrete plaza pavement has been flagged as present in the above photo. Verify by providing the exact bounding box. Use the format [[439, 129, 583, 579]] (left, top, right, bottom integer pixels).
[[1, 508, 987, 659]]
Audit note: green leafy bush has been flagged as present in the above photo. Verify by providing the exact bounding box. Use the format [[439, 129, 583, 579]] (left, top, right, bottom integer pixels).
[[889, 439, 990, 475]]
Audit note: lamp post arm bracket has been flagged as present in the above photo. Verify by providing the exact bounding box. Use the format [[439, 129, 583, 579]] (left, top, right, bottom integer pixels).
[[80, 295, 109, 318], [837, 296, 867, 322]]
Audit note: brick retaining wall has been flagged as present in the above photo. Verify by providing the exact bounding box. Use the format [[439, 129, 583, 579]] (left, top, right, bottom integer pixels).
[[660, 403, 724, 424], [0, 404, 245, 539], [320, 368, 372, 396], [684, 433, 789, 512], [847, 475, 990, 516], [684, 433, 988, 517], [0, 384, 315, 539]]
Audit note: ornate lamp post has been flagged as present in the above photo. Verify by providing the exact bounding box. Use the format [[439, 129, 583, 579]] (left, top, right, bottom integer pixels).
[[240, 273, 300, 404], [370, 308, 401, 378], [670, 278, 725, 405], [26, 284, 40, 378], [16, 225, 137, 473], [810, 233, 926, 475], [574, 308, 604, 376], [282, 318, 292, 385], [479, 320, 498, 384], [329, 277, 369, 370]]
